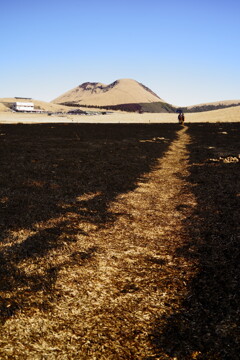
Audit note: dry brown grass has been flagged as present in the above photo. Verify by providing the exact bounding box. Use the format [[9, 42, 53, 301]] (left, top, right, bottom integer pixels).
[[1, 105, 240, 124], [52, 79, 163, 106], [0, 123, 239, 359]]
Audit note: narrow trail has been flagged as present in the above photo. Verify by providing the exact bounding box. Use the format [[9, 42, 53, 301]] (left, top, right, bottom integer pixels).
[[1, 126, 200, 359], [51, 126, 199, 358]]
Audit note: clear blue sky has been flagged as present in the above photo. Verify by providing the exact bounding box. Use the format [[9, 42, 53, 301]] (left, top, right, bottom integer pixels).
[[1, 0, 240, 106]]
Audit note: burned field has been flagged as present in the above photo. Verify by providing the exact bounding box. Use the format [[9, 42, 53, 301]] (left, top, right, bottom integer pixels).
[[152, 123, 240, 359], [0, 122, 239, 359]]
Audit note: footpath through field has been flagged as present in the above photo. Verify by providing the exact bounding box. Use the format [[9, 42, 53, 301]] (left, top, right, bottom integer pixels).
[[50, 126, 198, 358], [1, 126, 200, 359]]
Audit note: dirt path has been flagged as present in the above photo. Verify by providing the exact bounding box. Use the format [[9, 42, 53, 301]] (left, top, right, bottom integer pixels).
[[51, 126, 198, 358], [0, 126, 199, 359]]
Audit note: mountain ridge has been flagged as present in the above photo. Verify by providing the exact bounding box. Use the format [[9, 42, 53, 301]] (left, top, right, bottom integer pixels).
[[52, 78, 164, 107]]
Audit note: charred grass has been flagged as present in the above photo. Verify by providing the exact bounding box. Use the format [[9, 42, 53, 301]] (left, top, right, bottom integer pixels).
[[0, 123, 178, 358], [0, 122, 239, 359], [151, 123, 240, 359]]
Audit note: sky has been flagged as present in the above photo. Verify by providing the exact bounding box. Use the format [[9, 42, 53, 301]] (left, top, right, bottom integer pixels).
[[1, 0, 240, 106]]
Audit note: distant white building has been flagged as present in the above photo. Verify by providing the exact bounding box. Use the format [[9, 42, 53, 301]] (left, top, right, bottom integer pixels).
[[13, 102, 34, 112]]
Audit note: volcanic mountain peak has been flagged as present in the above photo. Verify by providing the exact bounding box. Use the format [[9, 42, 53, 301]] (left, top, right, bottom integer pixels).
[[53, 78, 164, 106], [78, 82, 105, 92]]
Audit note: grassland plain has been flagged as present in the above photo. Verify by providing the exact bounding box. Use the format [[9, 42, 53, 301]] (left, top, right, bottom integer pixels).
[[0, 104, 240, 124], [0, 123, 239, 359]]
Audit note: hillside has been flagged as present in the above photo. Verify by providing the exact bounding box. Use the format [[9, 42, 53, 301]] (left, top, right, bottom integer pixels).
[[53, 79, 240, 114], [0, 98, 77, 113], [52, 78, 165, 107], [184, 99, 240, 113]]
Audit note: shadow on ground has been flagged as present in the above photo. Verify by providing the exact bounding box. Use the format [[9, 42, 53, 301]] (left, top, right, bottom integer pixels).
[[0, 123, 178, 323], [151, 123, 240, 359]]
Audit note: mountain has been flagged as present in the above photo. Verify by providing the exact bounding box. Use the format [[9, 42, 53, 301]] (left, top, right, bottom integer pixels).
[[52, 79, 166, 108], [184, 100, 240, 113]]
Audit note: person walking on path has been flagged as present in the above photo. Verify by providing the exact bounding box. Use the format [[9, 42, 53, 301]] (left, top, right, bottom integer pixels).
[[178, 112, 185, 125]]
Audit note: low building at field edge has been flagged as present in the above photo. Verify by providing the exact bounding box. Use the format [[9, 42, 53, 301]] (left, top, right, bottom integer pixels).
[[13, 102, 35, 112]]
